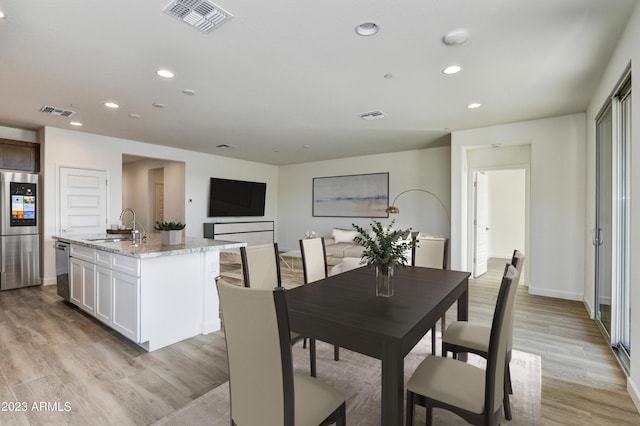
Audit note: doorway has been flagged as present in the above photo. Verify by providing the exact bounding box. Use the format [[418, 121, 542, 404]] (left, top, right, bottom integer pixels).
[[472, 168, 527, 281], [122, 155, 185, 234]]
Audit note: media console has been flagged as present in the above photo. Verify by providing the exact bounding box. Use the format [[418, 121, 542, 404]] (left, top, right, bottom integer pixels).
[[203, 221, 274, 246]]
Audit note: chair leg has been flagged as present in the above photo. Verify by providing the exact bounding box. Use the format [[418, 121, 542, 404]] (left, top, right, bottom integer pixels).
[[336, 402, 346, 426], [334, 345, 340, 361], [430, 326, 436, 355], [405, 391, 415, 426], [310, 338, 316, 377], [426, 406, 433, 426], [507, 363, 513, 394], [303, 337, 307, 349], [440, 314, 446, 341], [504, 363, 513, 420]]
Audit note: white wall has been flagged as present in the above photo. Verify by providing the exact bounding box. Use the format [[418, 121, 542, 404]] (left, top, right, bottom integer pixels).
[[277, 146, 451, 251], [42, 126, 279, 285], [585, 2, 640, 411], [452, 114, 586, 301], [487, 169, 526, 259]]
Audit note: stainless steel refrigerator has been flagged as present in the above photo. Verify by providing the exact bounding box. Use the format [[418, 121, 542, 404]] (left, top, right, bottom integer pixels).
[[0, 171, 41, 290]]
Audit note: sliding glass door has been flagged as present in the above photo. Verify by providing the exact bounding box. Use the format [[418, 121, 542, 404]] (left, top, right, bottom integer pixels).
[[595, 72, 631, 369]]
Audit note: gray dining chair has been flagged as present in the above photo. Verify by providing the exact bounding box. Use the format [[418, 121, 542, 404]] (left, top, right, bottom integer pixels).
[[405, 264, 520, 426], [441, 249, 525, 420], [240, 243, 317, 377], [216, 278, 347, 426], [299, 237, 340, 362], [411, 235, 449, 355]]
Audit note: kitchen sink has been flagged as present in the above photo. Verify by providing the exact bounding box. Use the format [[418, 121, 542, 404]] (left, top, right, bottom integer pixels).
[[87, 237, 133, 243]]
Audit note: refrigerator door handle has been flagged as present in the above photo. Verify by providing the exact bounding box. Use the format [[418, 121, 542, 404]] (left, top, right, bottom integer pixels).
[[0, 238, 4, 273]]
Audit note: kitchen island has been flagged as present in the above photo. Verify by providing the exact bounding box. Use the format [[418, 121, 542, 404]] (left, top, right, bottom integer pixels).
[[53, 234, 244, 351]]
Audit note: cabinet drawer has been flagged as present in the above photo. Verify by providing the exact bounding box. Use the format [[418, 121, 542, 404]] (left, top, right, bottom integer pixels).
[[111, 254, 140, 277], [96, 251, 112, 267], [70, 244, 96, 263]]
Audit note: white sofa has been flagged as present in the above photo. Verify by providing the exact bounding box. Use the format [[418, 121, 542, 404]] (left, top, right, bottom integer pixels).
[[323, 228, 365, 266]]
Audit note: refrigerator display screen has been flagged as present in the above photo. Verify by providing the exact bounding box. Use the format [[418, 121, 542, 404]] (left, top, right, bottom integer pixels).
[[10, 182, 37, 227]]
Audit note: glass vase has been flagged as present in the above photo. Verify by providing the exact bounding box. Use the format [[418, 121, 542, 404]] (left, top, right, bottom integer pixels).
[[375, 264, 394, 297]]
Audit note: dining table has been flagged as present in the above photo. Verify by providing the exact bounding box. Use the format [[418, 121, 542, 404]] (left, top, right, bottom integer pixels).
[[286, 265, 471, 426]]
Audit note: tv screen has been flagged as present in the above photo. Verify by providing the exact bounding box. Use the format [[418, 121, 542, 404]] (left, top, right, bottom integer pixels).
[[209, 177, 266, 217]]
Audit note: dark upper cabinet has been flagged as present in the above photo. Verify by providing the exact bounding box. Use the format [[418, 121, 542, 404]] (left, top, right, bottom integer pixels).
[[0, 139, 40, 172]]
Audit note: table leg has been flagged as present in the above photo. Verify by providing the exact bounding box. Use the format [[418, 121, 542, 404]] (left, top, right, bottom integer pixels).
[[381, 347, 404, 425], [457, 278, 469, 362]]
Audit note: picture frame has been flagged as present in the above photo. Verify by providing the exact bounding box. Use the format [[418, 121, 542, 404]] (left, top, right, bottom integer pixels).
[[312, 172, 389, 217]]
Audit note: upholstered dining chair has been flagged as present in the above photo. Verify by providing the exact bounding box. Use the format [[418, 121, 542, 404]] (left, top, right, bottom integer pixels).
[[441, 250, 525, 421], [405, 264, 520, 426], [216, 278, 347, 426], [299, 237, 340, 362], [411, 235, 449, 355], [240, 243, 317, 377]]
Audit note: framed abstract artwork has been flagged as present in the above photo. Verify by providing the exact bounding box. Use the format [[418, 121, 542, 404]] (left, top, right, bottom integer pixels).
[[312, 172, 389, 217]]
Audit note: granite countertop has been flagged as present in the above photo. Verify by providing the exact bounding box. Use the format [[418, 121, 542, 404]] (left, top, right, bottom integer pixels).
[[53, 233, 245, 259]]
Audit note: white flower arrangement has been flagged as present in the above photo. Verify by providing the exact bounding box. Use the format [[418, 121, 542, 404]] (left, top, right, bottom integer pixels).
[[304, 231, 317, 239]]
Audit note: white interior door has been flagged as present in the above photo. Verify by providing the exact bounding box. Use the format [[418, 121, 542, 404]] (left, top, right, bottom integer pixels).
[[59, 167, 108, 234], [473, 172, 490, 277]]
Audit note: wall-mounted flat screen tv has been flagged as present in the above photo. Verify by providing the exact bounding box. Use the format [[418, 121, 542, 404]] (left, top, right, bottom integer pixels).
[[209, 177, 266, 217]]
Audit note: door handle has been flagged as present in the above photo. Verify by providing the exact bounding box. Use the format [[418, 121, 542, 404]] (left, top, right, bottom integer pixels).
[[592, 228, 604, 246]]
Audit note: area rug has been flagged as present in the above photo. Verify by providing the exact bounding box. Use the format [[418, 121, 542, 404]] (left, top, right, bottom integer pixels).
[[154, 334, 541, 425]]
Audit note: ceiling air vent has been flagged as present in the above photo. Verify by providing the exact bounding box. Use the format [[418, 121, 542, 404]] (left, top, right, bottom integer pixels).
[[358, 110, 388, 121], [40, 105, 76, 117], [163, 0, 233, 34]]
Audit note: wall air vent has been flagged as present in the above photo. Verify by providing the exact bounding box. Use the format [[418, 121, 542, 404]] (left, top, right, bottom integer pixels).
[[163, 0, 233, 34], [216, 144, 235, 149], [358, 110, 388, 121], [40, 105, 76, 117]]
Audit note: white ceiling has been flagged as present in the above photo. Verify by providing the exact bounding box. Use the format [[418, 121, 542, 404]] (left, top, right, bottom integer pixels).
[[0, 0, 636, 165]]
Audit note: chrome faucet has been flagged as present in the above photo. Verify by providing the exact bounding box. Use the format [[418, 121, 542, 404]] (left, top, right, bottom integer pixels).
[[119, 208, 140, 245]]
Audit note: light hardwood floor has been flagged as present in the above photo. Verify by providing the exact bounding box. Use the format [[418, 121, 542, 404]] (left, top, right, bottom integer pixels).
[[0, 259, 638, 425]]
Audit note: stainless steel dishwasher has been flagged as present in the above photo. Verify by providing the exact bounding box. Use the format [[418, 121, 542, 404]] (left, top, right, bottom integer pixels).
[[54, 241, 70, 301]]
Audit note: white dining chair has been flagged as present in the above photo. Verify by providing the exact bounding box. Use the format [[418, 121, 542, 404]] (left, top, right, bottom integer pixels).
[[411, 235, 449, 355]]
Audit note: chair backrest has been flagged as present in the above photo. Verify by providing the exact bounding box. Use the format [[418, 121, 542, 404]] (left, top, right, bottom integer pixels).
[[412, 236, 449, 269], [511, 249, 525, 282], [240, 243, 282, 289], [299, 237, 328, 284], [504, 249, 525, 353], [216, 278, 294, 425], [485, 264, 520, 417]]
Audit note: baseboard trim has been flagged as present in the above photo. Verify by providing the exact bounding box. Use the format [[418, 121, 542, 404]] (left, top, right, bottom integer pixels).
[[582, 296, 595, 319], [528, 286, 582, 301], [627, 377, 640, 415]]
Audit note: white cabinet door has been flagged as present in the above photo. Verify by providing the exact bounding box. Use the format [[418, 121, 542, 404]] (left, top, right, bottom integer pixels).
[[112, 271, 140, 342], [70, 257, 82, 307], [80, 261, 96, 315], [95, 266, 112, 325]]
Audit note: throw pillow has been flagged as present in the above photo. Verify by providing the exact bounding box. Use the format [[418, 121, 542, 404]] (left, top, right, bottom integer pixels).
[[332, 228, 359, 244]]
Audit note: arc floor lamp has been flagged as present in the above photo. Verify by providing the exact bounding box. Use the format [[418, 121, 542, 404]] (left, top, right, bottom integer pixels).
[[385, 189, 451, 224]]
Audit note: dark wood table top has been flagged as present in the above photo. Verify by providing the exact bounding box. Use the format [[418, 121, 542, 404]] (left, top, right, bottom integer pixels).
[[286, 265, 471, 358]]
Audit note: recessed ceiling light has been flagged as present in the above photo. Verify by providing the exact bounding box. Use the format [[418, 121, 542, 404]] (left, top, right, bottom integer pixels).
[[156, 69, 175, 79], [216, 144, 235, 149], [443, 29, 468, 46], [443, 65, 462, 75], [104, 102, 119, 109], [467, 102, 482, 109], [0, 10, 6, 19], [129, 113, 141, 118], [355, 22, 379, 36], [384, 74, 393, 79], [152, 103, 166, 108], [182, 89, 196, 96], [70, 121, 82, 127]]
